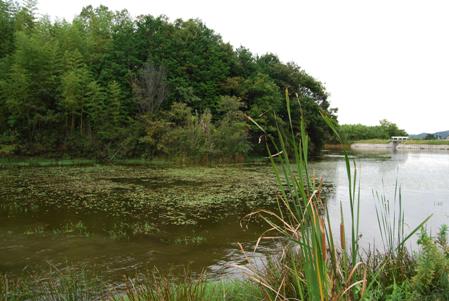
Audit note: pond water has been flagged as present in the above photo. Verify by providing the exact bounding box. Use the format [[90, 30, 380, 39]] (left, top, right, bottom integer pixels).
[[1, 149, 448, 282]]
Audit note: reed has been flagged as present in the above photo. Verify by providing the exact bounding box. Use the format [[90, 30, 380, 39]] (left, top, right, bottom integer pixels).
[[242, 90, 431, 300]]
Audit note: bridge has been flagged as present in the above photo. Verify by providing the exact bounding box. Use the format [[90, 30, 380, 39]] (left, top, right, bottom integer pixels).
[[391, 136, 409, 149], [391, 136, 409, 142]]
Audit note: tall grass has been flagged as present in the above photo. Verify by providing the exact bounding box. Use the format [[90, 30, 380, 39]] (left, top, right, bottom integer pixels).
[[374, 183, 430, 256], [1, 269, 261, 301], [1, 266, 102, 301], [242, 90, 430, 300], [111, 274, 261, 301]]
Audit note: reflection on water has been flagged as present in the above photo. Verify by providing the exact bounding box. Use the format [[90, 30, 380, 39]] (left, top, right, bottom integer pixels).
[[1, 149, 449, 281], [319, 149, 449, 250]]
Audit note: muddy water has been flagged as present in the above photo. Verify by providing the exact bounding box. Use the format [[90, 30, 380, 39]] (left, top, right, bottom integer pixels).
[[0, 163, 280, 281], [1, 150, 449, 281]]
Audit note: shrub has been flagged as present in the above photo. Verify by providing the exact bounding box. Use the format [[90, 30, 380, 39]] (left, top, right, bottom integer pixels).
[[411, 226, 449, 299]]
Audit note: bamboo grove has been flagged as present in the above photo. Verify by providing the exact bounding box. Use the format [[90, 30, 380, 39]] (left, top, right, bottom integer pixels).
[[0, 1, 336, 160]]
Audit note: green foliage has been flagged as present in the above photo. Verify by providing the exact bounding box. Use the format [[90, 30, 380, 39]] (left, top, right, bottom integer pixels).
[[213, 96, 250, 160], [1, 267, 102, 301], [0, 0, 16, 58], [340, 120, 407, 142], [162, 104, 215, 162], [150, 98, 250, 162], [0, 4, 335, 159], [411, 226, 449, 299], [240, 96, 437, 300], [404, 139, 449, 145], [2, 269, 262, 301]]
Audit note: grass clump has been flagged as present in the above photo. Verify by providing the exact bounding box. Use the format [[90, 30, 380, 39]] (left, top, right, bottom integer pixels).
[[106, 222, 161, 240], [53, 221, 90, 237], [111, 273, 261, 301], [1, 267, 103, 301], [23, 221, 91, 237], [240, 91, 438, 300], [173, 235, 207, 246], [1, 268, 261, 301]]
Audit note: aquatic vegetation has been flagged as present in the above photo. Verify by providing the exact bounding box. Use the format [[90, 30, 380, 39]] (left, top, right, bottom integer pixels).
[[52, 221, 90, 237], [173, 236, 207, 246], [106, 221, 161, 240], [0, 158, 96, 168], [22, 222, 90, 237], [132, 222, 160, 237], [112, 275, 262, 301], [1, 266, 103, 301], [1, 267, 262, 301], [0, 164, 283, 228], [24, 225, 46, 235], [107, 224, 130, 241]]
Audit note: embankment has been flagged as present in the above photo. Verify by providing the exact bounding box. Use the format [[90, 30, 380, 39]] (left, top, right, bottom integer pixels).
[[351, 143, 393, 150], [397, 144, 449, 150], [351, 143, 449, 151]]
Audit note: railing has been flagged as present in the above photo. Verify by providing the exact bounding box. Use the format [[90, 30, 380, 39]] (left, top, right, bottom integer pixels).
[[391, 136, 409, 142]]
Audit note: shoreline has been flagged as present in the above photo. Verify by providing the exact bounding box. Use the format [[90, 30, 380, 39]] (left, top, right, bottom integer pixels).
[[350, 143, 449, 151]]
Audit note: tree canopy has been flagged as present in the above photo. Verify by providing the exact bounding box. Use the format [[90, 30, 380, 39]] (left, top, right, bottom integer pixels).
[[0, 2, 336, 159], [339, 120, 408, 142]]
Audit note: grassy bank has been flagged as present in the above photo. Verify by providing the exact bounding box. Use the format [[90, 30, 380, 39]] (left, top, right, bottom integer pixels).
[[1, 268, 263, 301], [0, 156, 269, 168], [352, 139, 390, 144], [351, 139, 449, 145], [0, 157, 179, 168], [404, 139, 449, 145], [323, 143, 351, 150], [2, 227, 449, 301]]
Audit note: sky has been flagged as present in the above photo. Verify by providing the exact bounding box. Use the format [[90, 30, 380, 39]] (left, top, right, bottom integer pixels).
[[35, 0, 449, 134]]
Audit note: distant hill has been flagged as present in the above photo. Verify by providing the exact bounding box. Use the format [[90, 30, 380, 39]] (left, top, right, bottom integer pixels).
[[410, 130, 449, 139]]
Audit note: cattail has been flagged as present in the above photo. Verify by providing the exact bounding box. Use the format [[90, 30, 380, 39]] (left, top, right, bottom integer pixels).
[[361, 268, 368, 297], [320, 217, 327, 261], [340, 202, 346, 251], [340, 222, 346, 251]]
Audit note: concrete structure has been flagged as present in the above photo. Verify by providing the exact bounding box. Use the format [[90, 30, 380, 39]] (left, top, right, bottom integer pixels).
[[390, 136, 409, 150], [391, 136, 409, 142], [351, 143, 393, 150], [397, 144, 449, 151]]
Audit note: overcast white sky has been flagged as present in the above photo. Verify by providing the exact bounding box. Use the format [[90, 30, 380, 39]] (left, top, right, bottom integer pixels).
[[35, 0, 448, 134]]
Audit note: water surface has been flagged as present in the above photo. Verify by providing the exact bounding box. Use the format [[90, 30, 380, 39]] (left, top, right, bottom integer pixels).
[[1, 150, 448, 281]]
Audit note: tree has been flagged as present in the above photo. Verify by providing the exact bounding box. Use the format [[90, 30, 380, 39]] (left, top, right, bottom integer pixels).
[[107, 81, 123, 126], [0, 4, 338, 159], [132, 62, 167, 115], [379, 119, 407, 137], [213, 96, 250, 160], [0, 0, 16, 58], [61, 50, 92, 133], [339, 120, 407, 142]]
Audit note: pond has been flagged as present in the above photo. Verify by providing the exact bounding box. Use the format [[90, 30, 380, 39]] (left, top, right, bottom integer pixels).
[[1, 149, 448, 283]]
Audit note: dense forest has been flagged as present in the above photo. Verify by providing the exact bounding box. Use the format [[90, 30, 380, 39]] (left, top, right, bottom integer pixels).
[[0, 0, 336, 160]]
